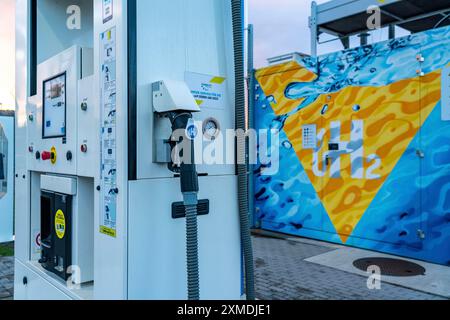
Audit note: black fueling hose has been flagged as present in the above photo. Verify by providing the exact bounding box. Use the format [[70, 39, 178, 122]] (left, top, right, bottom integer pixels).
[[231, 0, 256, 300], [181, 163, 200, 301], [184, 201, 200, 300], [168, 112, 201, 300]]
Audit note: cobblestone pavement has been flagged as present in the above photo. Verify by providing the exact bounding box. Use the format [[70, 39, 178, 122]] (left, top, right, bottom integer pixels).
[[0, 257, 14, 299], [0, 236, 446, 300], [253, 235, 445, 300]]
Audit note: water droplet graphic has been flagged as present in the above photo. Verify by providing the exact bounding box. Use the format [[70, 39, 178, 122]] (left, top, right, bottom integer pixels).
[[282, 141, 292, 149], [321, 104, 329, 115], [270, 115, 287, 131], [271, 120, 283, 131], [353, 104, 361, 112], [267, 95, 276, 104]]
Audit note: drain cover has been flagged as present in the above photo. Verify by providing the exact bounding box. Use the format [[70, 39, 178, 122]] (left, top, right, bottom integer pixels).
[[353, 257, 426, 277]]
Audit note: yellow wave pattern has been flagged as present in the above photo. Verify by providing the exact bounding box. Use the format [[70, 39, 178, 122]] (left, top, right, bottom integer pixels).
[[256, 61, 317, 115], [257, 62, 442, 243]]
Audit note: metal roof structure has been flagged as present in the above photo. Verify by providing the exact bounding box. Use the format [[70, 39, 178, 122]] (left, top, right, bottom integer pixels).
[[310, 0, 450, 56], [266, 52, 310, 65]]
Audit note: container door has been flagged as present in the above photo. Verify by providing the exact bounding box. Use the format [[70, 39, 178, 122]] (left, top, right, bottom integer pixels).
[[416, 60, 450, 264], [341, 56, 424, 249]]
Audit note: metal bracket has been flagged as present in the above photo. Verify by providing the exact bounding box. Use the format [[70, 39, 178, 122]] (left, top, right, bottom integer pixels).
[[171, 199, 210, 219]]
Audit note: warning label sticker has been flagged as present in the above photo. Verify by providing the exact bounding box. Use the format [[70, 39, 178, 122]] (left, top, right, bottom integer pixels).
[[185, 72, 227, 110], [55, 210, 66, 240]]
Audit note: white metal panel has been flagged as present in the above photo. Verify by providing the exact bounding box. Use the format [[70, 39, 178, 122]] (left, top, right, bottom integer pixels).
[[128, 175, 241, 300], [15, 259, 94, 300], [14, 260, 71, 300], [29, 172, 42, 262], [40, 175, 77, 195], [136, 0, 236, 180], [72, 177, 95, 284], [77, 75, 99, 178], [37, 0, 93, 64], [81, 48, 94, 78], [93, 0, 128, 300], [14, 0, 32, 263]]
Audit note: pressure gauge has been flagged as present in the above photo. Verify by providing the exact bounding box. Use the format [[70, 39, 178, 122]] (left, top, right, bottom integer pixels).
[[202, 117, 221, 140]]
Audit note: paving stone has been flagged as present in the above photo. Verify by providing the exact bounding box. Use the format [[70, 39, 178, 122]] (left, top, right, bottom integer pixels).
[[252, 235, 446, 300], [1, 237, 446, 300], [0, 257, 14, 300]]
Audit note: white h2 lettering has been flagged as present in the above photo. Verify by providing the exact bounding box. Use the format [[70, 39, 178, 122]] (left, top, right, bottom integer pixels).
[[312, 120, 381, 180]]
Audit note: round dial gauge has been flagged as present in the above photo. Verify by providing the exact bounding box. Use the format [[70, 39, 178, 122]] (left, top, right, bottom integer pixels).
[[202, 118, 221, 140]]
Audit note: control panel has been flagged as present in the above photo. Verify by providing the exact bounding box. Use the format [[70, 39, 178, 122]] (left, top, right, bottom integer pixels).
[[27, 46, 95, 177]]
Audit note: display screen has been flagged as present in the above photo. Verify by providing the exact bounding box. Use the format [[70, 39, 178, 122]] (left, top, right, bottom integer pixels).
[[43, 73, 66, 139]]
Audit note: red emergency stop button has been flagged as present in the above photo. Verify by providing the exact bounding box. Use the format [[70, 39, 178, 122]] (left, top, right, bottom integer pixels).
[[41, 151, 52, 161], [41, 150, 56, 163]]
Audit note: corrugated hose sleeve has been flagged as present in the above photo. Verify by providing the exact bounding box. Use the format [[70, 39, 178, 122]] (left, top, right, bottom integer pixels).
[[232, 0, 256, 300]]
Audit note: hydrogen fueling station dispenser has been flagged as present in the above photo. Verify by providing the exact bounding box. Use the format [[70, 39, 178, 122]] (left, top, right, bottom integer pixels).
[[14, 0, 254, 300]]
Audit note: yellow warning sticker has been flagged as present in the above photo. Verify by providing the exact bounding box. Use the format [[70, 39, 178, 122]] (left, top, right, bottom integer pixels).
[[100, 226, 117, 238], [210, 76, 226, 85], [55, 210, 66, 239]]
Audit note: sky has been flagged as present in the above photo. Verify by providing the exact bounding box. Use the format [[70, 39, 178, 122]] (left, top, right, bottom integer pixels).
[[248, 0, 409, 68], [0, 0, 15, 110], [249, 0, 338, 68]]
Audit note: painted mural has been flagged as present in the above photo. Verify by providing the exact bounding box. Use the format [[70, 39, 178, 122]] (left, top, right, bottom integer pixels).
[[254, 25, 450, 266]]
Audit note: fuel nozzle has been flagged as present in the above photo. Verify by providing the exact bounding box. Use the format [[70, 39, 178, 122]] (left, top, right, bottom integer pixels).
[[166, 111, 201, 300], [166, 112, 199, 205], [152, 80, 203, 300]]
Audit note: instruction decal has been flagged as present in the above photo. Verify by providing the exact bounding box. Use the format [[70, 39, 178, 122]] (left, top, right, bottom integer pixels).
[[185, 72, 227, 110], [100, 27, 117, 238], [102, 0, 113, 24]]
